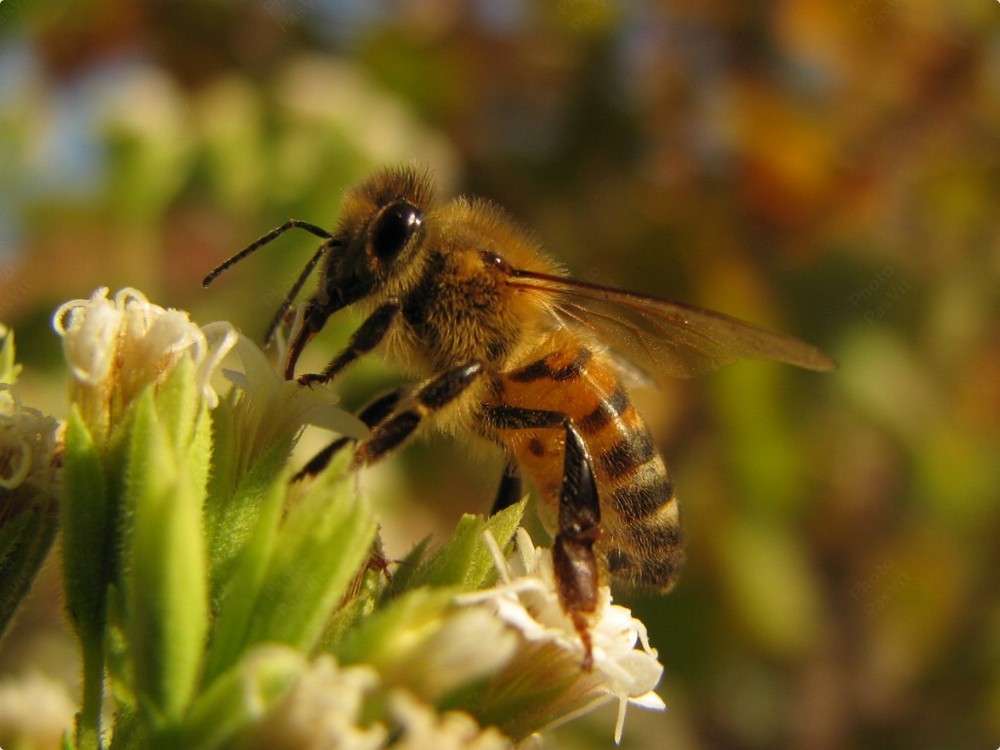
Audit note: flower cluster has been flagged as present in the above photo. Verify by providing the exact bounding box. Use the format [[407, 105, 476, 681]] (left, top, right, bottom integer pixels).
[[52, 287, 238, 440], [0, 384, 59, 500], [459, 529, 666, 744], [2, 288, 668, 749], [0, 327, 61, 642], [218, 332, 367, 480], [1, 326, 59, 499], [238, 648, 514, 750]]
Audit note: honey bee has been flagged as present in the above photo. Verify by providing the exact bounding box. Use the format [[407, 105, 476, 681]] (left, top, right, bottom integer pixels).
[[204, 165, 835, 666]]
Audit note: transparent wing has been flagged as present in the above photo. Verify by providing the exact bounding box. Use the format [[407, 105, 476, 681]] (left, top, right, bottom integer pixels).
[[508, 269, 836, 379]]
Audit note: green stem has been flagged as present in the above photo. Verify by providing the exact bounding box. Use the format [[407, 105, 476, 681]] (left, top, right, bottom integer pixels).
[[77, 633, 105, 750]]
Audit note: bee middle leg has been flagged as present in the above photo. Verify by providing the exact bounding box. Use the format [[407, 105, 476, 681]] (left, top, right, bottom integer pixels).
[[350, 362, 485, 468], [292, 388, 405, 482], [490, 464, 523, 515], [296, 361, 486, 480], [483, 405, 601, 669]]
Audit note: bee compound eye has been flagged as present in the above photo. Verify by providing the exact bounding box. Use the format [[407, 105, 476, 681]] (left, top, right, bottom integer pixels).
[[371, 201, 423, 261]]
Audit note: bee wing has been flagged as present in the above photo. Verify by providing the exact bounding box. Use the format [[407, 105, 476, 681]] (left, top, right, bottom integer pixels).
[[509, 270, 836, 378], [605, 349, 658, 389]]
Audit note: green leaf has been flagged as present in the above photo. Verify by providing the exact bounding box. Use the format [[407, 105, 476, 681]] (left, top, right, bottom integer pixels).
[[0, 328, 20, 385], [201, 470, 286, 686], [155, 356, 200, 452], [0, 501, 57, 640], [474, 498, 527, 585], [204, 437, 293, 603], [334, 585, 518, 702], [419, 514, 486, 587], [62, 405, 113, 749], [156, 358, 213, 512], [318, 572, 381, 652], [107, 706, 145, 750], [402, 498, 526, 592], [179, 646, 306, 750], [239, 456, 376, 654], [126, 390, 208, 724], [335, 586, 457, 667], [204, 392, 239, 501], [329, 502, 529, 701], [61, 406, 110, 639], [105, 588, 135, 704]]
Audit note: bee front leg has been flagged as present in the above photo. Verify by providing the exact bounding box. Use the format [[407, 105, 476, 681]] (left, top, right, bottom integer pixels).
[[294, 300, 401, 385], [483, 405, 601, 669]]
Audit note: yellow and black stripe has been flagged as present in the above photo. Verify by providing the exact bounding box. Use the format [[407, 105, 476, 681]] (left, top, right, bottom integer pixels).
[[492, 333, 684, 591]]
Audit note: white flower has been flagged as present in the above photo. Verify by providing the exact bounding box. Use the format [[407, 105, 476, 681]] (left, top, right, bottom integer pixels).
[[240, 650, 513, 750], [220, 333, 367, 477], [243, 650, 387, 750], [458, 528, 666, 744], [0, 671, 77, 750], [388, 690, 512, 750], [0, 384, 59, 495], [52, 287, 238, 437], [361, 596, 520, 703]]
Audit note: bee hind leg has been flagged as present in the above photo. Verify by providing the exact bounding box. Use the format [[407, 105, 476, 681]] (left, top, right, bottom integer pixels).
[[552, 419, 601, 670], [484, 405, 601, 669]]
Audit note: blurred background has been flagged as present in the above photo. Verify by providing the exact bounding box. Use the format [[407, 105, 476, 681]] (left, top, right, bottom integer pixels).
[[1, 1, 998, 748]]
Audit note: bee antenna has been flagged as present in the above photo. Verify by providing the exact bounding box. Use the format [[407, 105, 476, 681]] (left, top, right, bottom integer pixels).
[[263, 240, 336, 345], [202, 220, 333, 287]]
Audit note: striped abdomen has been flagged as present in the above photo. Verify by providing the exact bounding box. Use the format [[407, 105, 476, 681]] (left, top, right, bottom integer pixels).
[[489, 330, 684, 590]]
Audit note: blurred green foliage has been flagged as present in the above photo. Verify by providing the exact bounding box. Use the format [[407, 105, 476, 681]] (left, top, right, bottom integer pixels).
[[1, 1, 998, 749]]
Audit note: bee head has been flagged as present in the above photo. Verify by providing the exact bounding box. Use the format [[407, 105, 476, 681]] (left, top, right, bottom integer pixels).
[[320, 165, 433, 312]]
